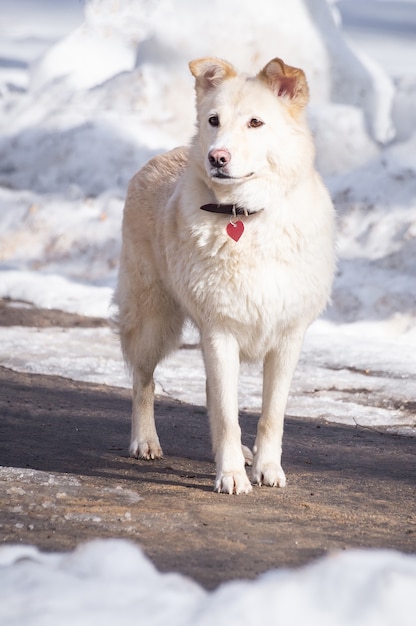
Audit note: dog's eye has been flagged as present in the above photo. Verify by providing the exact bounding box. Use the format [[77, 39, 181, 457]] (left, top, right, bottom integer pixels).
[[208, 115, 220, 127], [248, 118, 264, 128]]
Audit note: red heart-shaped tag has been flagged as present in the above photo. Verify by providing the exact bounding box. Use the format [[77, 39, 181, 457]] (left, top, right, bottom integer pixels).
[[226, 220, 244, 242]]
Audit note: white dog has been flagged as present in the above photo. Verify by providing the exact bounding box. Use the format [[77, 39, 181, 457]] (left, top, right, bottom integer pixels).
[[115, 57, 336, 494]]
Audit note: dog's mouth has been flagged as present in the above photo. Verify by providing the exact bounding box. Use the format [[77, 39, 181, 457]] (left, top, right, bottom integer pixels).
[[211, 171, 255, 181]]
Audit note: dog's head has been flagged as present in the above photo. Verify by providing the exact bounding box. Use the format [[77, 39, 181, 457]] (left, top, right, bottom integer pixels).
[[189, 57, 313, 190]]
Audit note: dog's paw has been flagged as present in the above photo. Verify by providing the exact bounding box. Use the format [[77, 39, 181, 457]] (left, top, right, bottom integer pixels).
[[214, 470, 253, 495], [252, 462, 286, 488], [129, 438, 163, 460]]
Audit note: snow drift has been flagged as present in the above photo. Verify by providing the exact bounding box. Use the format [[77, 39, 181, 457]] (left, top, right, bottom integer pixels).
[[1, 539, 416, 626]]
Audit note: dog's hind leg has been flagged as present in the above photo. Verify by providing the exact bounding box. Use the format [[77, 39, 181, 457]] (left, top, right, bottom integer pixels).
[[252, 328, 305, 487], [130, 365, 160, 460], [118, 285, 184, 460]]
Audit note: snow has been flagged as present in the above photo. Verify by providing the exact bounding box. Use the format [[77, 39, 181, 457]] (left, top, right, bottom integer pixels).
[[0, 0, 415, 621], [0, 538, 416, 626]]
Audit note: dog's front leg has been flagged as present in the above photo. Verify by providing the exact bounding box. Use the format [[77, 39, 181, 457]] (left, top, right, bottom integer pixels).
[[202, 331, 252, 494], [252, 329, 305, 487]]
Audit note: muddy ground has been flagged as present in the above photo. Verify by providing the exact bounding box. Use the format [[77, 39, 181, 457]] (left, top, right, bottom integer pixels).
[[0, 300, 415, 589]]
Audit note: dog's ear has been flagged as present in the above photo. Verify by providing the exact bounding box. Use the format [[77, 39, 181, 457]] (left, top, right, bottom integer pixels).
[[258, 58, 309, 110], [189, 57, 237, 96]]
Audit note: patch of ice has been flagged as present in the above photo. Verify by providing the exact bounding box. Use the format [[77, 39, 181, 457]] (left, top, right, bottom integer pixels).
[[0, 321, 414, 435]]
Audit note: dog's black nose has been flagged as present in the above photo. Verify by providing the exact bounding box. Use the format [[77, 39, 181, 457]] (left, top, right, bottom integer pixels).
[[208, 149, 231, 168]]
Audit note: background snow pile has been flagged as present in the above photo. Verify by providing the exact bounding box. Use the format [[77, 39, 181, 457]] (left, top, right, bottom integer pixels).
[[1, 539, 416, 626]]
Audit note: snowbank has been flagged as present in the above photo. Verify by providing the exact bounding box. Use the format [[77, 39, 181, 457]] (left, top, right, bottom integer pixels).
[[1, 539, 416, 626], [30, 0, 395, 143]]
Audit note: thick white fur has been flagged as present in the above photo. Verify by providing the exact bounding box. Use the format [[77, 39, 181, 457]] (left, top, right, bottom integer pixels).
[[115, 57, 336, 494]]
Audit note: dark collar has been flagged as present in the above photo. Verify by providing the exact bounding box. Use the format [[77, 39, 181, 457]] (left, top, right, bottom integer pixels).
[[200, 203, 262, 216]]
